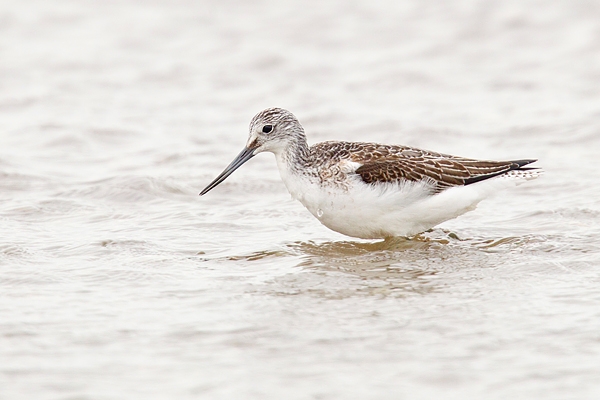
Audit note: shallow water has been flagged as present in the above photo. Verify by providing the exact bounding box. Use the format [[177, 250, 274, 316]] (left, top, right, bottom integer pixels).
[[2, 0, 600, 399]]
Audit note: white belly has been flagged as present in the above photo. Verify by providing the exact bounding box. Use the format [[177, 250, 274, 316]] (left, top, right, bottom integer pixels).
[[282, 172, 531, 239], [275, 153, 539, 239], [301, 179, 454, 239]]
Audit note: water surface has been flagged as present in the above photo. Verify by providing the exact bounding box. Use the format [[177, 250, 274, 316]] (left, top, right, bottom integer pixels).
[[1, 1, 600, 399]]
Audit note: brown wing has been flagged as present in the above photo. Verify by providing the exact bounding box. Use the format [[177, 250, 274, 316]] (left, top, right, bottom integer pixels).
[[310, 141, 536, 192], [346, 143, 537, 192], [356, 157, 536, 192], [356, 158, 467, 190]]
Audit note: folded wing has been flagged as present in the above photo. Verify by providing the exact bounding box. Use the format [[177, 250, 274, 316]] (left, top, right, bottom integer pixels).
[[350, 146, 536, 193]]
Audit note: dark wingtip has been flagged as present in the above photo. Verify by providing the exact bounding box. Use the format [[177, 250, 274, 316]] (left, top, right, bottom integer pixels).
[[512, 159, 537, 168], [463, 158, 540, 185]]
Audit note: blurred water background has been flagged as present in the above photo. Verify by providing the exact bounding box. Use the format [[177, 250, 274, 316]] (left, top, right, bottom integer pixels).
[[1, 0, 600, 399]]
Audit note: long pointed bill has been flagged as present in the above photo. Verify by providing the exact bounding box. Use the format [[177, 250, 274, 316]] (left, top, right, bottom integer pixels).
[[199, 146, 256, 195]]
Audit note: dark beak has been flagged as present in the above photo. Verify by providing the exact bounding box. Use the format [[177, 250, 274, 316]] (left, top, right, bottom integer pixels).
[[199, 146, 256, 195]]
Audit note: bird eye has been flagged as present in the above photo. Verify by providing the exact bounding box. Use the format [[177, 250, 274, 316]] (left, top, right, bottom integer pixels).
[[262, 125, 273, 133]]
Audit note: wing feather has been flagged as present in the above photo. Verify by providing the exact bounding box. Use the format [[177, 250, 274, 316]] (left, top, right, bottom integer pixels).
[[310, 141, 537, 193]]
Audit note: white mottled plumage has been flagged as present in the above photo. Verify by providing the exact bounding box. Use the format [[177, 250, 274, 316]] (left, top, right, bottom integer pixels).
[[200, 108, 542, 239]]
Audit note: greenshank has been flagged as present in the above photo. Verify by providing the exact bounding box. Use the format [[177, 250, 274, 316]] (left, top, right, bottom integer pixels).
[[200, 108, 541, 239]]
